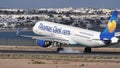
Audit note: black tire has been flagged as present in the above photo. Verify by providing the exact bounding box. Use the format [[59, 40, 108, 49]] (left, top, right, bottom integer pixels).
[[84, 47, 91, 53], [57, 48, 64, 52]]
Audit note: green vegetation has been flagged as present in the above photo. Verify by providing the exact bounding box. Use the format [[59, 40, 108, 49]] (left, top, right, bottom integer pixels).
[[30, 59, 45, 64], [80, 64, 85, 67]]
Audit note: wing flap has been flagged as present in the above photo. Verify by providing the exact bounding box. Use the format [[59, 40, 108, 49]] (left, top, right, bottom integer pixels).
[[32, 36, 69, 44], [18, 34, 69, 44]]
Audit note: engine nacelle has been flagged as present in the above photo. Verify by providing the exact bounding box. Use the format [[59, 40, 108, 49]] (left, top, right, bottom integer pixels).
[[37, 40, 52, 47]]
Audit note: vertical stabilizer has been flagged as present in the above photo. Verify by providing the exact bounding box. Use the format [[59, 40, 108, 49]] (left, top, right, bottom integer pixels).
[[100, 10, 118, 40]]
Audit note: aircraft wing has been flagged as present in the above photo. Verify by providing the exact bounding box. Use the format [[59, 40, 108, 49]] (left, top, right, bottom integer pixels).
[[32, 36, 70, 44], [18, 34, 70, 44]]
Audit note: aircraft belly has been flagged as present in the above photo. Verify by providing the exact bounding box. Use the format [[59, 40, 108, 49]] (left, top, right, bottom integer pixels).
[[75, 37, 105, 47], [74, 37, 91, 46]]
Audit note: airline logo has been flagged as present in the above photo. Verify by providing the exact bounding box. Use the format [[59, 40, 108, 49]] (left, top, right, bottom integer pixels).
[[38, 23, 71, 35], [108, 20, 116, 33]]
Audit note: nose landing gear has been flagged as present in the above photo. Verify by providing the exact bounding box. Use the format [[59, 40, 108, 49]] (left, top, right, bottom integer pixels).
[[56, 43, 64, 52]]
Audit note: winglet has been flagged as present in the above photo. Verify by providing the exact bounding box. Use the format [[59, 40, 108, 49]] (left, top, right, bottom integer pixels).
[[16, 26, 21, 35]]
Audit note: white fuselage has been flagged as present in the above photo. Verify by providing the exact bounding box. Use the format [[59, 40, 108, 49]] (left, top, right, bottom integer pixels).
[[33, 21, 105, 47]]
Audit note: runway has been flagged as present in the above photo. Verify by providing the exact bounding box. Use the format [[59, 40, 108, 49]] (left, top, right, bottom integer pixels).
[[0, 49, 120, 57], [0, 46, 120, 58], [0, 49, 120, 68]]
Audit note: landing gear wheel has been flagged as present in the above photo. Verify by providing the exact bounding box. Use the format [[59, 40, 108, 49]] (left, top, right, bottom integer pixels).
[[57, 48, 64, 52], [84, 47, 91, 53]]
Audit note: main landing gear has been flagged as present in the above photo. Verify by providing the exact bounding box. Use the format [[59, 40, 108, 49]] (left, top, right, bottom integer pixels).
[[57, 47, 64, 52], [56, 43, 64, 52], [84, 47, 91, 53]]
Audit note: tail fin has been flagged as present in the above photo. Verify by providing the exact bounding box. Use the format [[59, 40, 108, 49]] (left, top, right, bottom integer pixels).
[[100, 10, 118, 40]]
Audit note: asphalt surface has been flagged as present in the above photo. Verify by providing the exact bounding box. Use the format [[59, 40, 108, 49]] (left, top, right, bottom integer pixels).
[[0, 50, 120, 57]]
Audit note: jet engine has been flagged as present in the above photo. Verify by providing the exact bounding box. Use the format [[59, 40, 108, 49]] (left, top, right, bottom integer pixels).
[[37, 40, 52, 47]]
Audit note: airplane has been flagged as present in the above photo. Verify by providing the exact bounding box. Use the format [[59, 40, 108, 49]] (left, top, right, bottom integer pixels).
[[17, 10, 119, 53]]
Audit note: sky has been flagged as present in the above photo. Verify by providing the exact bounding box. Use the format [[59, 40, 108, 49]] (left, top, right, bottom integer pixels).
[[0, 0, 120, 9]]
